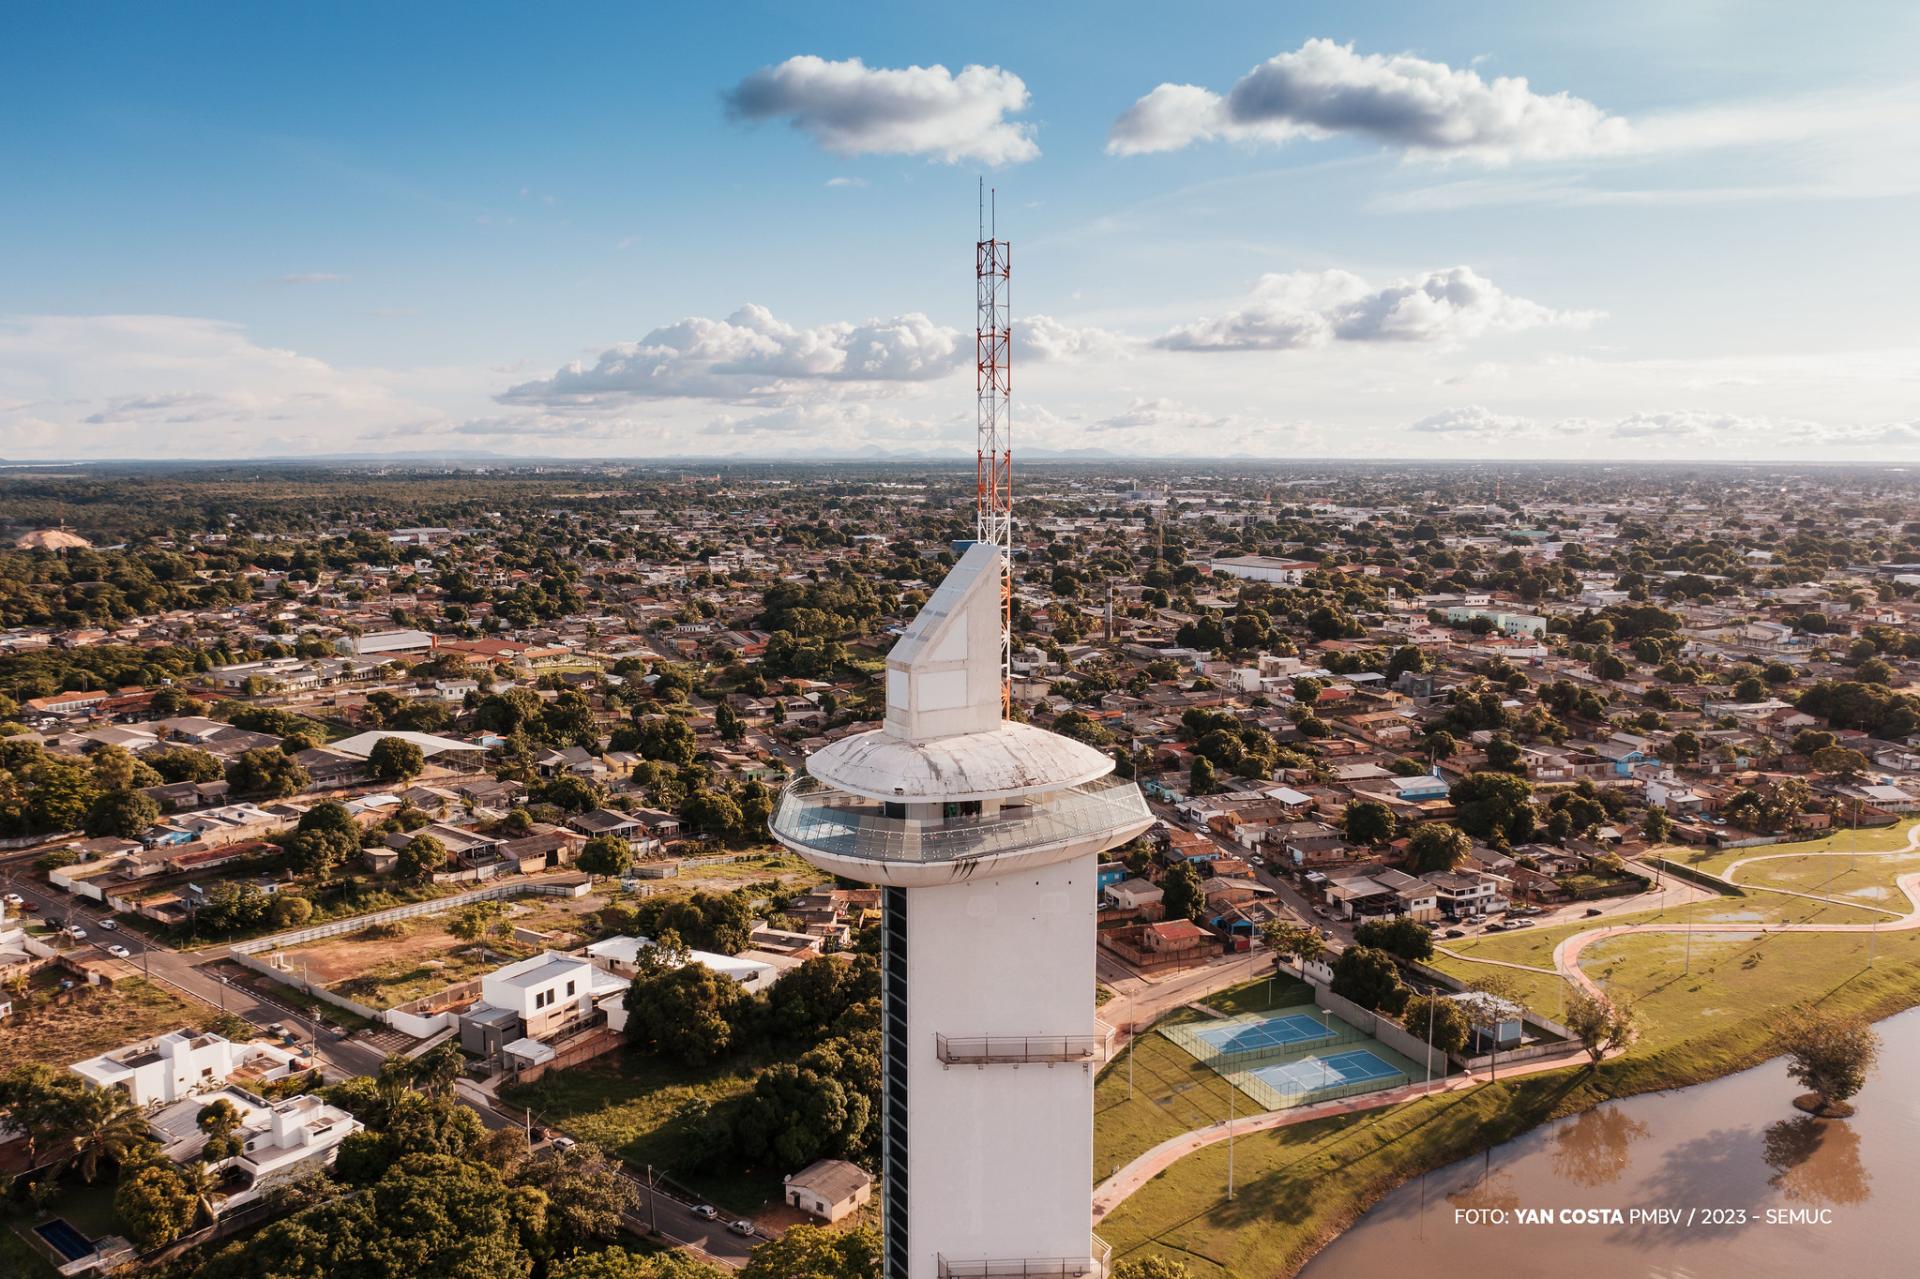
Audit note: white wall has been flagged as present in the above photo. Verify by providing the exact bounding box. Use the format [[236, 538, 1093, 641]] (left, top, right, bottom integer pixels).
[[901, 848, 1099, 1278]]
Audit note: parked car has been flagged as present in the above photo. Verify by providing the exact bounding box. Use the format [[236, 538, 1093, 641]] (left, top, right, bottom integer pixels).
[[549, 1136, 576, 1151], [107, 944, 131, 959], [98, 918, 117, 931], [690, 1205, 718, 1221], [1442, 928, 1466, 939], [1585, 907, 1605, 917], [64, 926, 88, 940], [1511, 919, 1536, 929], [1484, 921, 1510, 932], [727, 1220, 755, 1237]]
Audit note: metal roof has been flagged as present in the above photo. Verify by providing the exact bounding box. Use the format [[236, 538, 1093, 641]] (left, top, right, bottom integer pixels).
[[806, 721, 1113, 803]]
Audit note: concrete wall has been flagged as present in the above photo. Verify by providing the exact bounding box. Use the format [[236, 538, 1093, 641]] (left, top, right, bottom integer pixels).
[[901, 848, 1101, 1279]]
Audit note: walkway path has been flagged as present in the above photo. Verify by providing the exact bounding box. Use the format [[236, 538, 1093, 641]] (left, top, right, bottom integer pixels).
[[1091, 1043, 1596, 1223]]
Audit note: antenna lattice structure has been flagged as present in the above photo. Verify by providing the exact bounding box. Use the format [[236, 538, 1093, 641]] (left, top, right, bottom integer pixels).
[[975, 183, 1012, 709]]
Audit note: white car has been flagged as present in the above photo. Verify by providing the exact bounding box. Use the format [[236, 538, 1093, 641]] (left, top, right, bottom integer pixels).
[[107, 944, 132, 959], [1, 892, 23, 907], [98, 918, 118, 931], [65, 926, 88, 940], [549, 1136, 576, 1151], [690, 1204, 718, 1221]]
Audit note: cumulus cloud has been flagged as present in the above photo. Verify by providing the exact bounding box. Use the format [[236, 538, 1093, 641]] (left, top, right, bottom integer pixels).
[[1087, 397, 1233, 433], [1605, 409, 1754, 439], [499, 304, 963, 407], [1154, 267, 1592, 352], [725, 55, 1038, 165], [1015, 315, 1126, 363], [0, 314, 446, 457], [1411, 405, 1537, 436], [1108, 38, 1629, 163]]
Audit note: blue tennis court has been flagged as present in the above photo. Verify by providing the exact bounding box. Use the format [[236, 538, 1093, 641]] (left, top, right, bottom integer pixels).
[[1247, 1048, 1404, 1096], [1190, 1011, 1339, 1056]]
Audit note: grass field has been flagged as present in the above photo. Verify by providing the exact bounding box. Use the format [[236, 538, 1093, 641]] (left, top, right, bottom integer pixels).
[[1727, 849, 1920, 907], [499, 1051, 776, 1210], [1671, 818, 1919, 876], [0, 977, 212, 1073], [279, 917, 540, 1010]]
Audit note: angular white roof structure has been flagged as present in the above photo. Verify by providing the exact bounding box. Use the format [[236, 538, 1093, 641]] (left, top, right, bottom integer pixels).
[[807, 542, 1112, 804]]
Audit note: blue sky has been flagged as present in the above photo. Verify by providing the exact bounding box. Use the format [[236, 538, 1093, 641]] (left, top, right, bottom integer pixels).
[[3, 1, 1916, 459]]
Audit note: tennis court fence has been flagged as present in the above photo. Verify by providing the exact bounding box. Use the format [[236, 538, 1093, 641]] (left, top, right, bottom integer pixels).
[[1159, 1005, 1369, 1072]]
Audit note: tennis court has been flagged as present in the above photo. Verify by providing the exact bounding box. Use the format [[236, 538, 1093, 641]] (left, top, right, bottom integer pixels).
[[1190, 1010, 1341, 1056], [1249, 1048, 1403, 1095]]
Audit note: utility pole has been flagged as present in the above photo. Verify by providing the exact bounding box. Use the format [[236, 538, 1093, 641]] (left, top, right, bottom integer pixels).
[[647, 1164, 658, 1234], [1226, 1079, 1237, 1201]]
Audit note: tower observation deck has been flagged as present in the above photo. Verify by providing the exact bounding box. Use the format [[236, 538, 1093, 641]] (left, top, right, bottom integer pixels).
[[770, 543, 1152, 1279]]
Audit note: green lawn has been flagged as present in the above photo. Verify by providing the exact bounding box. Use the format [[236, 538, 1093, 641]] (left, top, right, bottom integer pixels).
[[1728, 849, 1920, 906], [1671, 818, 1919, 875], [499, 1050, 775, 1210]]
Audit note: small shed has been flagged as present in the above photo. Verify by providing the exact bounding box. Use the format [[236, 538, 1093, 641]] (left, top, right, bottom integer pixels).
[[784, 1158, 873, 1223]]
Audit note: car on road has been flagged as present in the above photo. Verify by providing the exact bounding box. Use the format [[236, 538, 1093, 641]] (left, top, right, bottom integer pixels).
[[1319, 927, 1334, 940], [1483, 921, 1510, 932], [64, 926, 88, 940], [98, 918, 117, 930], [1585, 907, 1605, 917], [1442, 928, 1466, 939], [690, 1205, 718, 1221], [549, 1136, 576, 1151], [1510, 919, 1537, 928], [727, 1219, 755, 1237], [106, 944, 131, 959]]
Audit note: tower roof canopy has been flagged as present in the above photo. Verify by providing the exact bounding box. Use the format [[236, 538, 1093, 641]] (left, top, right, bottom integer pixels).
[[806, 719, 1113, 804]]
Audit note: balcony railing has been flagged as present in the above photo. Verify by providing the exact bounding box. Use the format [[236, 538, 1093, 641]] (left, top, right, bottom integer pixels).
[[936, 1022, 1116, 1066], [770, 773, 1149, 867], [938, 1235, 1112, 1279]]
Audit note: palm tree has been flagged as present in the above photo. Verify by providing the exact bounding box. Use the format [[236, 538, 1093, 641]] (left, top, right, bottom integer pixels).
[[67, 1089, 151, 1183], [173, 1157, 227, 1227]]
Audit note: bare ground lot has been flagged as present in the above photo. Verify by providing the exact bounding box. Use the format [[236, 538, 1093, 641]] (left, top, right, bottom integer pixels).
[[0, 977, 214, 1072]]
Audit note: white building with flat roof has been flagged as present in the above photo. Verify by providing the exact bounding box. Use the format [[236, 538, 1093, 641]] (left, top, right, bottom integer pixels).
[[584, 935, 776, 990], [70, 1030, 298, 1107], [771, 544, 1151, 1279]]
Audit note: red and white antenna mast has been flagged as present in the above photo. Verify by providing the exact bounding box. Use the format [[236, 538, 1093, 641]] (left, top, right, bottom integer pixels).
[[975, 180, 1012, 711]]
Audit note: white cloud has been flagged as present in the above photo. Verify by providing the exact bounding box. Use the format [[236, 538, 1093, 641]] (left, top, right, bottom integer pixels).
[[725, 55, 1038, 165], [499, 304, 963, 407], [1108, 39, 1628, 163], [824, 176, 868, 187], [1154, 267, 1593, 352], [0, 314, 448, 457], [1411, 405, 1537, 436], [1087, 396, 1233, 433], [1016, 315, 1126, 364], [1606, 409, 1755, 439]]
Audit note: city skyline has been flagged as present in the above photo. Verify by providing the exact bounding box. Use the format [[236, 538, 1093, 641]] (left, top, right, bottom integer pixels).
[[4, 1, 1917, 462]]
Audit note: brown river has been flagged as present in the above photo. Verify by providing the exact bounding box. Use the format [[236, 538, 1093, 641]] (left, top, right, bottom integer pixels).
[[1302, 1007, 1920, 1279]]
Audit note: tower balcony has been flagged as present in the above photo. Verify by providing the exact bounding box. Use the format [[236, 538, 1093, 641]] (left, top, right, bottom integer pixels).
[[936, 1235, 1112, 1279], [936, 1021, 1117, 1067], [769, 772, 1151, 884]]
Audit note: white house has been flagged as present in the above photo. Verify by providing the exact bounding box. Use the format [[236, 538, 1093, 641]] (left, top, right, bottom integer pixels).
[[584, 935, 776, 990], [149, 1086, 359, 1200], [784, 1158, 874, 1223], [1103, 878, 1165, 912], [464, 951, 629, 1063], [70, 1030, 299, 1108]]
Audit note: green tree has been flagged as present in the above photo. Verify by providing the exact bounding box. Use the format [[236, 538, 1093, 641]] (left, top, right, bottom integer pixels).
[[549, 1246, 728, 1279], [145, 745, 225, 784], [741, 1225, 881, 1279], [577, 834, 635, 880], [634, 716, 698, 767], [513, 1141, 638, 1253], [1160, 860, 1206, 923], [1343, 799, 1394, 846], [1399, 994, 1471, 1057], [225, 747, 309, 798], [1329, 946, 1406, 1015], [1114, 1259, 1195, 1279], [115, 1163, 199, 1250], [1188, 755, 1216, 796], [1564, 988, 1639, 1063], [396, 832, 447, 881], [368, 735, 426, 783], [1352, 916, 1434, 962], [285, 825, 358, 880], [728, 1036, 877, 1168], [622, 962, 750, 1066], [1406, 821, 1472, 873], [1449, 771, 1536, 844], [1259, 920, 1325, 976], [85, 788, 160, 838], [1777, 1009, 1880, 1115]]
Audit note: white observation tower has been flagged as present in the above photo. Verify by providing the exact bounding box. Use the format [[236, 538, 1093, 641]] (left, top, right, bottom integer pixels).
[[770, 542, 1152, 1279]]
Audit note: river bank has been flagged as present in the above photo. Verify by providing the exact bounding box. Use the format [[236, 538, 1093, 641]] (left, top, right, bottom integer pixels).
[[1303, 1005, 1920, 1278], [1096, 914, 1920, 1276]]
